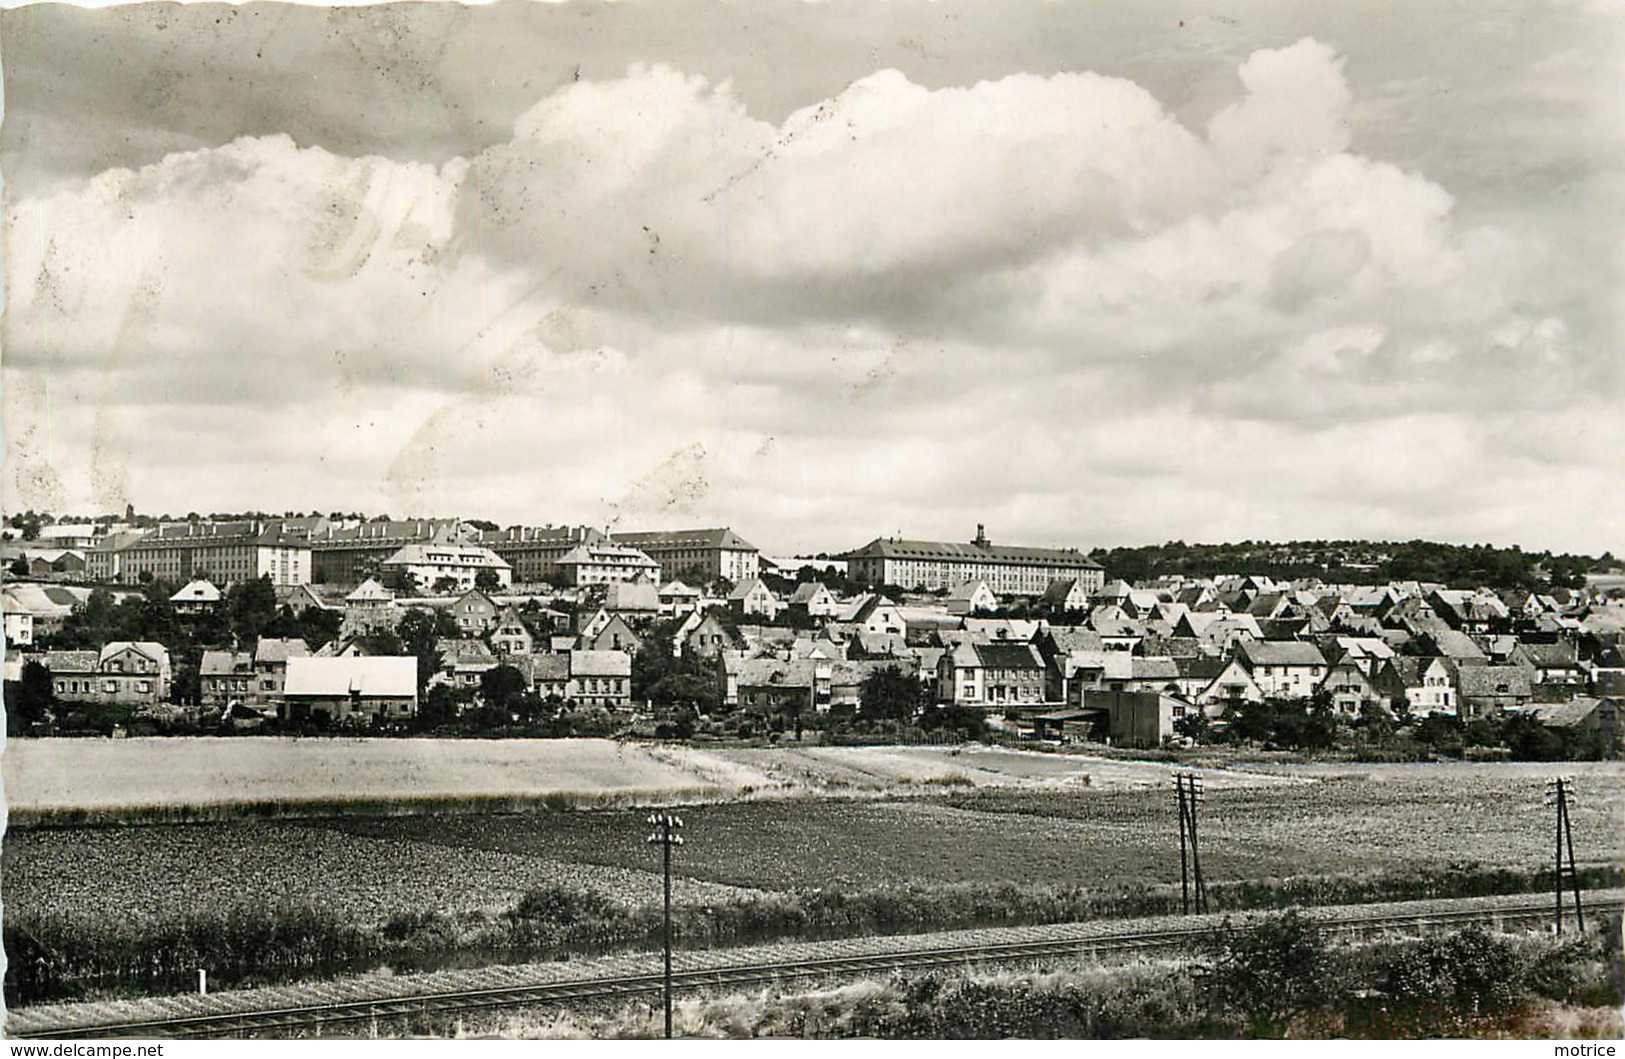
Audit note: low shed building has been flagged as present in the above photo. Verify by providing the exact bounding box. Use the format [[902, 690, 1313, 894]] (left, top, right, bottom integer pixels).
[[282, 656, 418, 724]]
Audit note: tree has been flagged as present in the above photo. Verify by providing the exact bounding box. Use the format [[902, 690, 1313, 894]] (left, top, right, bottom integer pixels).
[[858, 665, 924, 722], [6, 660, 55, 729], [7, 556, 28, 579], [474, 568, 501, 591], [227, 576, 279, 646], [415, 684, 462, 730], [480, 664, 528, 711], [397, 608, 454, 693], [1174, 708, 1211, 742], [432, 576, 461, 595]]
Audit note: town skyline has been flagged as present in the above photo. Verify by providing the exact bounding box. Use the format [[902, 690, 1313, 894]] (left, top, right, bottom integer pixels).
[[4, 0, 1620, 557]]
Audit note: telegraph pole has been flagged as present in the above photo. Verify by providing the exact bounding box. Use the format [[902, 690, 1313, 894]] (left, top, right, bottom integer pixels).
[[646, 811, 684, 1038], [1175, 772, 1209, 914], [1544, 777, 1583, 935]]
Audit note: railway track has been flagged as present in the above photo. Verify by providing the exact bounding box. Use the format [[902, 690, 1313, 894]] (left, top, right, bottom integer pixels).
[[13, 892, 1620, 1039]]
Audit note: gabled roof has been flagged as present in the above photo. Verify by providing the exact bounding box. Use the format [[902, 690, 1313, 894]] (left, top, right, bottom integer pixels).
[[254, 637, 311, 665], [789, 582, 834, 605], [169, 579, 222, 603], [1457, 665, 1533, 699], [1130, 656, 1180, 681], [41, 650, 100, 672], [283, 656, 417, 698], [439, 638, 497, 664], [971, 642, 1046, 670], [947, 579, 994, 602], [727, 578, 773, 602], [1044, 627, 1106, 654], [606, 582, 662, 611], [101, 641, 170, 667], [844, 536, 1101, 569], [570, 649, 632, 677], [610, 527, 759, 553], [201, 649, 253, 676], [346, 579, 396, 603], [1238, 640, 1327, 668]]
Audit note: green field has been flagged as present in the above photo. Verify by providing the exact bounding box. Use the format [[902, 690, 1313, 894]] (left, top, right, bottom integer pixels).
[[8, 761, 1621, 924], [5, 754, 1622, 1007]]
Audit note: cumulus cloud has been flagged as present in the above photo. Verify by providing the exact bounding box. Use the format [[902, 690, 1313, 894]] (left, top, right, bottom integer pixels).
[[3, 37, 1617, 553]]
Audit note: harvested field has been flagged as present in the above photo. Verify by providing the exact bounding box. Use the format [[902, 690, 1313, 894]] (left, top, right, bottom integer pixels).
[[1, 737, 1290, 823]]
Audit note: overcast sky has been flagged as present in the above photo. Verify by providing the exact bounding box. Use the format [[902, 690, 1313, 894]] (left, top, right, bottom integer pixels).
[[2, 0, 1620, 556]]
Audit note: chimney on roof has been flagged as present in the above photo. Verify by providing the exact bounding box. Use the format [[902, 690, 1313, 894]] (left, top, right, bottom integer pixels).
[[974, 524, 989, 549]]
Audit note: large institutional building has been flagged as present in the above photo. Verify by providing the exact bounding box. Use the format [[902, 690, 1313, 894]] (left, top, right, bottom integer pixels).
[[608, 528, 760, 585], [475, 525, 606, 584], [110, 521, 314, 586], [845, 526, 1105, 596]]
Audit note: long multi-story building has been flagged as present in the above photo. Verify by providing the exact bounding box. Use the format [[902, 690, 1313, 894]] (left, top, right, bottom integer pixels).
[[307, 519, 461, 584], [556, 543, 661, 586], [475, 525, 606, 583], [116, 521, 313, 586], [609, 528, 760, 585], [844, 525, 1105, 596]]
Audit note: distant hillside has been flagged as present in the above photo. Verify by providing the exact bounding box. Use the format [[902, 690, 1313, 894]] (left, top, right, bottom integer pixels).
[[1093, 540, 1617, 591]]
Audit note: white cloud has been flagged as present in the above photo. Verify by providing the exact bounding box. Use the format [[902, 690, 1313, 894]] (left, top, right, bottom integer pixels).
[[4, 38, 1617, 553]]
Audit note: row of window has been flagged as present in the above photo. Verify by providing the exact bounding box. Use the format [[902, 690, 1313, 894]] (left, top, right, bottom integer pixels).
[[56, 678, 153, 694]]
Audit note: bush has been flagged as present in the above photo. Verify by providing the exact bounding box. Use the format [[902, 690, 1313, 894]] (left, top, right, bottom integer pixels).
[[1200, 911, 1332, 1036]]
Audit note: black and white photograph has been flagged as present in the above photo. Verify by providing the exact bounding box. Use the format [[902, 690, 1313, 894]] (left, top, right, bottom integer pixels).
[[1, 0, 1622, 1044]]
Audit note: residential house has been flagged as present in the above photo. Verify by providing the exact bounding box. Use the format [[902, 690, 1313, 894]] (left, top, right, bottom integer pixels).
[[4, 608, 33, 647], [1324, 636, 1397, 676], [200, 650, 255, 709], [657, 580, 704, 616], [489, 607, 536, 657], [281, 656, 418, 723], [1319, 661, 1382, 716], [45, 642, 172, 706], [837, 594, 907, 636], [787, 582, 840, 620], [727, 578, 779, 620], [1042, 578, 1092, 612], [937, 641, 1048, 709], [448, 588, 500, 636], [1456, 665, 1534, 717], [169, 579, 223, 615], [1377, 656, 1459, 716], [341, 578, 401, 637], [946, 579, 998, 617], [722, 656, 825, 716], [434, 638, 499, 690], [563, 649, 633, 708], [1510, 641, 1587, 686], [583, 613, 643, 655], [1237, 640, 1328, 699], [252, 636, 311, 702], [604, 581, 663, 620], [1193, 658, 1264, 714], [677, 610, 741, 659], [1427, 590, 1509, 633]]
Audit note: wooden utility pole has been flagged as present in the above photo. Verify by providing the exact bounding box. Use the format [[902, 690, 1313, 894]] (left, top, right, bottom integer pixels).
[[646, 812, 684, 1038], [1175, 772, 1209, 914], [1545, 777, 1583, 935]]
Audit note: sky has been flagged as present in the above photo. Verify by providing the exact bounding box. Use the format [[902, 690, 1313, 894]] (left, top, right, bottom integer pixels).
[[2, 0, 1621, 557]]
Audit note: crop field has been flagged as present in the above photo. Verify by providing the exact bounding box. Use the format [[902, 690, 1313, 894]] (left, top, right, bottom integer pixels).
[[1, 738, 1291, 823], [8, 760, 1621, 929], [5, 753, 1623, 1007]]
